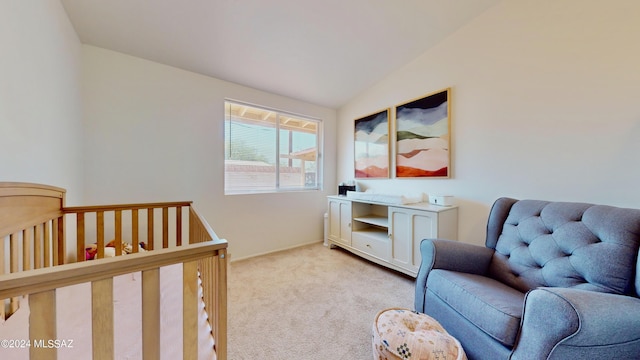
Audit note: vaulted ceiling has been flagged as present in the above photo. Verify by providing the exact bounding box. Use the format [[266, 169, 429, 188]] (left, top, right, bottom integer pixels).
[[61, 0, 500, 108]]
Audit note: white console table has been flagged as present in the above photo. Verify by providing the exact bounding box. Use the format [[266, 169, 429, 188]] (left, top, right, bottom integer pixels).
[[327, 195, 458, 277]]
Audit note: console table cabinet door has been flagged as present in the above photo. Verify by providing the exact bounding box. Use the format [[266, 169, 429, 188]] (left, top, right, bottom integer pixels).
[[390, 207, 437, 273], [328, 198, 351, 246], [410, 211, 439, 273]]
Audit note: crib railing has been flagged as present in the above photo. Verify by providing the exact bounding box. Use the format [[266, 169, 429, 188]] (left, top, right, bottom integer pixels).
[[0, 190, 227, 359], [64, 201, 199, 260], [66, 201, 227, 359], [189, 205, 228, 357], [0, 240, 227, 360]]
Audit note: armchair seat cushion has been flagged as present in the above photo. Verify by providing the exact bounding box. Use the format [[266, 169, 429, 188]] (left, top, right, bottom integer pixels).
[[427, 269, 525, 347]]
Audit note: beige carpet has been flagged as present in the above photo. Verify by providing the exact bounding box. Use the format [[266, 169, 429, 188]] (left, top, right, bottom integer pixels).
[[228, 242, 415, 360]]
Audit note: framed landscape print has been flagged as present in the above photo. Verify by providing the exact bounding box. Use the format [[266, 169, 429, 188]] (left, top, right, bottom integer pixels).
[[395, 88, 451, 178], [354, 109, 390, 178]]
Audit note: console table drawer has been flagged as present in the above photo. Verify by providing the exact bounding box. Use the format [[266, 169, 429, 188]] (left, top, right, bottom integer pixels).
[[352, 231, 390, 261]]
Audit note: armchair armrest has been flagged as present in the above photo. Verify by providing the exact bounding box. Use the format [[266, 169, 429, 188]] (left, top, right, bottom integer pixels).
[[415, 239, 494, 310], [417, 239, 494, 277], [512, 288, 640, 359]]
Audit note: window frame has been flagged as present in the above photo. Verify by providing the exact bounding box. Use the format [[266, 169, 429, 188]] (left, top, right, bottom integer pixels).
[[224, 99, 323, 195]]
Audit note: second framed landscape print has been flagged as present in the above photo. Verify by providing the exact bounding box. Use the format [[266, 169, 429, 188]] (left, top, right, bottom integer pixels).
[[354, 109, 390, 178], [395, 88, 451, 178]]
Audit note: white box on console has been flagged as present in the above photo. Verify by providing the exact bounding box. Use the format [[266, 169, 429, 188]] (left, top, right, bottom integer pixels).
[[429, 195, 454, 206]]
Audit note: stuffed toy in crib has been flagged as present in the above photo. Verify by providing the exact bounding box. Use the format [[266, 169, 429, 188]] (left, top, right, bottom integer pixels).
[[85, 240, 147, 260]]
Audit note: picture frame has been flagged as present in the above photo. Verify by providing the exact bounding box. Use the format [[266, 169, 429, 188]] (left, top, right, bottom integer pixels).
[[354, 108, 390, 178], [395, 88, 451, 178]]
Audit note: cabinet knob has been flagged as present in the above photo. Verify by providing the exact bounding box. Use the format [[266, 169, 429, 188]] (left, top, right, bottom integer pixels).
[[388, 233, 392, 239]]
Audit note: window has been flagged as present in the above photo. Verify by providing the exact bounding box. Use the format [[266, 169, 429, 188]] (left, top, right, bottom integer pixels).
[[224, 101, 321, 194]]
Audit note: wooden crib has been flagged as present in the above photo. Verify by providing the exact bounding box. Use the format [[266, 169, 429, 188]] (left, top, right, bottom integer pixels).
[[0, 182, 227, 360]]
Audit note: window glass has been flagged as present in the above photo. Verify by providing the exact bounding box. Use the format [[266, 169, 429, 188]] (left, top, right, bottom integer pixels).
[[224, 101, 321, 194]]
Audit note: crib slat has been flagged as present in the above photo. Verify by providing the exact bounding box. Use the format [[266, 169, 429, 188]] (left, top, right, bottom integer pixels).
[[10, 233, 18, 274], [44, 221, 51, 267], [55, 216, 64, 265], [115, 210, 122, 256], [97, 211, 105, 259], [53, 219, 59, 265], [53, 217, 63, 265], [9, 233, 19, 314], [132, 209, 140, 253], [202, 259, 211, 338], [215, 249, 228, 358], [212, 257, 217, 324], [176, 206, 182, 246], [34, 223, 42, 269], [29, 290, 56, 360], [184, 260, 199, 360], [77, 213, 85, 262], [147, 208, 154, 251], [23, 228, 31, 271], [142, 268, 160, 360], [0, 236, 4, 274], [163, 207, 169, 249], [189, 207, 196, 244], [92, 278, 114, 360]]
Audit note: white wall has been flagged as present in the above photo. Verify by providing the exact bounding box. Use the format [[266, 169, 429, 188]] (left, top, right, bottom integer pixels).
[[81, 46, 337, 260], [0, 0, 84, 204], [337, 0, 640, 246]]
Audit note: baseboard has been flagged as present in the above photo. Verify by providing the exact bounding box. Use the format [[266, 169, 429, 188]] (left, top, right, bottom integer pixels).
[[230, 240, 324, 263]]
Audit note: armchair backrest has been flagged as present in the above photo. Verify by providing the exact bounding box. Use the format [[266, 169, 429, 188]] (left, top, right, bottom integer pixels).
[[485, 197, 640, 297]]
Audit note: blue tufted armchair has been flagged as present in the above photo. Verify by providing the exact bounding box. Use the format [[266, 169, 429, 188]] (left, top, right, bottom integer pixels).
[[415, 197, 640, 360]]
